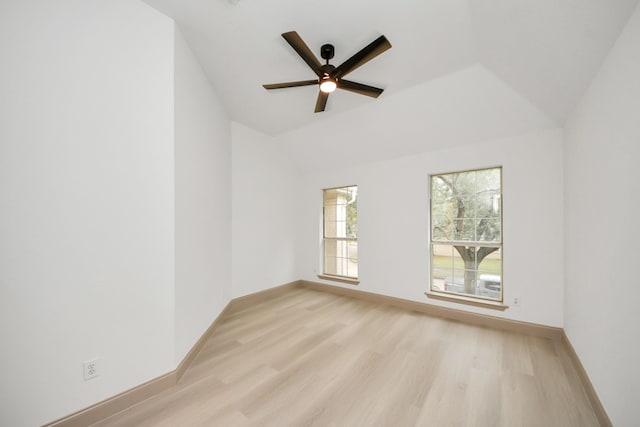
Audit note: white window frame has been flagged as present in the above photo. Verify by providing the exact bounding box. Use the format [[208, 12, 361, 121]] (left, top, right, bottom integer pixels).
[[319, 185, 359, 284], [428, 167, 504, 307]]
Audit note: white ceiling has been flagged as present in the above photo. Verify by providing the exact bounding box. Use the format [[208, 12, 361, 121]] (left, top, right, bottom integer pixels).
[[143, 0, 638, 136]]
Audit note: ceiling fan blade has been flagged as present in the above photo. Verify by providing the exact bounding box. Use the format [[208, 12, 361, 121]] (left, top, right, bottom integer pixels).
[[282, 31, 323, 77], [338, 79, 384, 98], [263, 80, 318, 90], [332, 35, 391, 79], [315, 91, 329, 113]]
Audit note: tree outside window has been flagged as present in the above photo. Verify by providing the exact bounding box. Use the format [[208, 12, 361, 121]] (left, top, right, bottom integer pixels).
[[430, 168, 502, 300]]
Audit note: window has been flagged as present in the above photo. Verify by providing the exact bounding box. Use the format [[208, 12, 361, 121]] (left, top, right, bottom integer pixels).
[[322, 185, 358, 280], [430, 167, 502, 301]]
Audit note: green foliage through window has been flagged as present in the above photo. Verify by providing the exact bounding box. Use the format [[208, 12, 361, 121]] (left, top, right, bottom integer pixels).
[[430, 168, 502, 301]]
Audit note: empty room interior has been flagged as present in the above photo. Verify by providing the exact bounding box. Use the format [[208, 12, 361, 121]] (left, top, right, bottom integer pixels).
[[1, 0, 640, 426]]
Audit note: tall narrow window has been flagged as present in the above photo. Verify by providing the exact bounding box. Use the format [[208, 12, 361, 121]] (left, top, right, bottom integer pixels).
[[430, 168, 502, 301], [323, 186, 358, 280]]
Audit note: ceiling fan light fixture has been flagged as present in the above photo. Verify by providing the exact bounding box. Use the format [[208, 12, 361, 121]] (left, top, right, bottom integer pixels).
[[262, 31, 391, 112], [320, 75, 337, 93]]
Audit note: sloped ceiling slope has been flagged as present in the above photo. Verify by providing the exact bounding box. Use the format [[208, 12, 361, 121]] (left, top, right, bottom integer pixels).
[[143, 0, 638, 136], [279, 65, 555, 170]]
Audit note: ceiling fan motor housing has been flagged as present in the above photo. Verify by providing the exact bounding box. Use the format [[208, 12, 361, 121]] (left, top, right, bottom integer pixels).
[[321, 44, 335, 61]]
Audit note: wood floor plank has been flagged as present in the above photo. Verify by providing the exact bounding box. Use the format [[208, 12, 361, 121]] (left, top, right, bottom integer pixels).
[[93, 288, 601, 427]]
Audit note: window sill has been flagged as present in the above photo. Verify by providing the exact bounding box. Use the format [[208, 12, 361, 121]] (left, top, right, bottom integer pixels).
[[317, 274, 360, 286], [425, 291, 508, 311]]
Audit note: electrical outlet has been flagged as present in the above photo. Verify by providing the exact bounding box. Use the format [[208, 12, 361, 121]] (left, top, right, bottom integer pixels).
[[83, 358, 100, 381], [513, 297, 520, 306]]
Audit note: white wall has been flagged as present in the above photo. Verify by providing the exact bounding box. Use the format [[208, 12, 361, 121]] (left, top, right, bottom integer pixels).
[[231, 123, 298, 297], [294, 129, 565, 327], [0, 1, 175, 426], [564, 3, 640, 425], [174, 29, 231, 365]]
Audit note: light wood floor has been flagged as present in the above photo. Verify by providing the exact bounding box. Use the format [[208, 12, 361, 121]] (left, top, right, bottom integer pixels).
[[94, 287, 599, 426]]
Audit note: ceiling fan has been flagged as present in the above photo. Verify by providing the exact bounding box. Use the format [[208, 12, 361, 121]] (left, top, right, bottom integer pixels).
[[263, 31, 392, 113]]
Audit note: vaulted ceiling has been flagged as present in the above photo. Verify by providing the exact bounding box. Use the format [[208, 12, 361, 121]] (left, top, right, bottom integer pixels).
[[143, 0, 638, 136]]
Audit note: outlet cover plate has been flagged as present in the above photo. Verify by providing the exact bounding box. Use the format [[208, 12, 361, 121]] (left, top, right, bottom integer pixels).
[[83, 358, 100, 380]]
